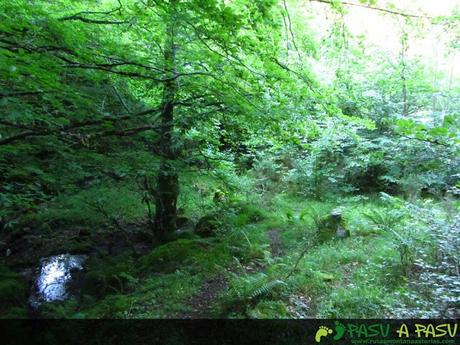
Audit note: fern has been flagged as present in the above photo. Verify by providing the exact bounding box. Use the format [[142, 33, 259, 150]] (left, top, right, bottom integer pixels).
[[228, 273, 286, 305], [249, 279, 285, 300], [363, 208, 404, 232]]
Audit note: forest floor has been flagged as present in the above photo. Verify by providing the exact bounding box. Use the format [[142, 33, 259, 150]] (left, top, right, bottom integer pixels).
[[1, 189, 458, 319]]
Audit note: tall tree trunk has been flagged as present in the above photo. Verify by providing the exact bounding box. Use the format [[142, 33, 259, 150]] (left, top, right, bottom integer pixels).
[[153, 8, 179, 243]]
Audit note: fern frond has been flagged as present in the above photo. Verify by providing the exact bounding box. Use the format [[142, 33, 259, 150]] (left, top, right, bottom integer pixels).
[[249, 279, 285, 300]]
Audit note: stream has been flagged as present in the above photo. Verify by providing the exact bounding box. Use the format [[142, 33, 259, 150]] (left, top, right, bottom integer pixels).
[[29, 254, 87, 309]]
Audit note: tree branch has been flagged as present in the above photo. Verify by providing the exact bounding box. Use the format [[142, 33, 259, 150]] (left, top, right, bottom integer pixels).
[[59, 16, 131, 25], [282, 0, 301, 60], [0, 107, 161, 146], [59, 0, 130, 25], [310, 0, 433, 20]]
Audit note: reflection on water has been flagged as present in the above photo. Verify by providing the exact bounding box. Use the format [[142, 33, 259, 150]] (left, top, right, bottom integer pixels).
[[30, 254, 86, 307]]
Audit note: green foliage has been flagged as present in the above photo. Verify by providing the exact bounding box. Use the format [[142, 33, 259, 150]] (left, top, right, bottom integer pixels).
[[82, 254, 137, 297], [363, 194, 419, 276]]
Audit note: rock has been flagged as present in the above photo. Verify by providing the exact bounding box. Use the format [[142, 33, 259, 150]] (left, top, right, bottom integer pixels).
[[336, 226, 350, 238], [316, 208, 349, 242], [194, 214, 219, 237]]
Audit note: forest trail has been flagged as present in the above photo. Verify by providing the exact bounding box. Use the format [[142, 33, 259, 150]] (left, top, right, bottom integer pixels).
[[180, 228, 285, 318], [181, 274, 228, 319]]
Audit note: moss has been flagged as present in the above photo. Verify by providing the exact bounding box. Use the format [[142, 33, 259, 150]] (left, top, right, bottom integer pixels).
[[231, 203, 267, 227], [316, 211, 349, 242], [139, 239, 208, 273], [194, 214, 220, 237]]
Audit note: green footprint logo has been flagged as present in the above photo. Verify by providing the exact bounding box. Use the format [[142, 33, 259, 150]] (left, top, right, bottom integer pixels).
[[333, 321, 346, 341], [315, 326, 333, 343]]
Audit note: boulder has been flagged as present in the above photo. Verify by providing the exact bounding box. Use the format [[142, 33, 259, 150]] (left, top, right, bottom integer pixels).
[[316, 208, 350, 242], [194, 214, 219, 237]]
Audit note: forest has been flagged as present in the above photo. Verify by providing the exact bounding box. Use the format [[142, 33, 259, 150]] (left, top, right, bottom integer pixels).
[[0, 0, 459, 320]]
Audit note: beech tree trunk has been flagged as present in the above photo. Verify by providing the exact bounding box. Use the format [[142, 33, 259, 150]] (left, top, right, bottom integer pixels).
[[153, 8, 179, 242]]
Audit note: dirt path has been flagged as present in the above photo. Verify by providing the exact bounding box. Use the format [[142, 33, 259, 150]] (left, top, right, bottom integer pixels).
[[180, 228, 284, 318], [180, 274, 228, 319]]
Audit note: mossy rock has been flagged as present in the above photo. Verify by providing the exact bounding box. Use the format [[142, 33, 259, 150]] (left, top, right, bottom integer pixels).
[[314, 271, 335, 282], [231, 203, 267, 227], [194, 214, 220, 237], [139, 239, 207, 273], [316, 208, 349, 242]]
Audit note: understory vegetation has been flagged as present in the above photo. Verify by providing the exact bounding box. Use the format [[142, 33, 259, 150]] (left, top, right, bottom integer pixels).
[[0, 0, 459, 319]]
